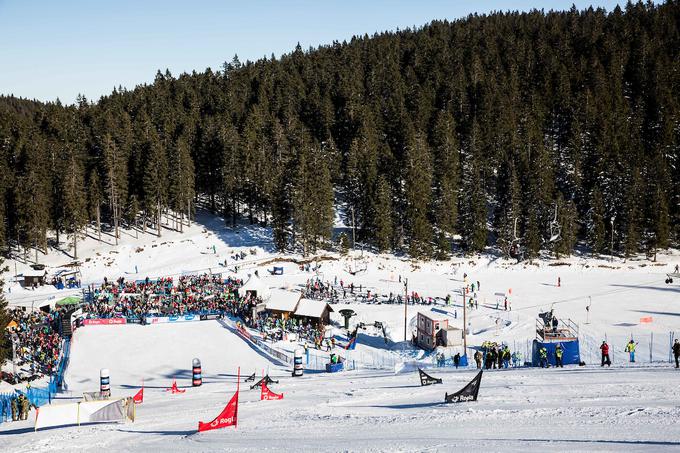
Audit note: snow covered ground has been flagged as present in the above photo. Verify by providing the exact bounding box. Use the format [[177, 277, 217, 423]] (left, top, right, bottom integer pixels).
[[2, 210, 680, 451], [2, 320, 680, 452]]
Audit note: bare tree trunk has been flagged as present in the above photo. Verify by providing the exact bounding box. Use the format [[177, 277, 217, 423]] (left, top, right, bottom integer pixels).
[[187, 198, 191, 228], [157, 200, 162, 237], [96, 205, 101, 242], [114, 204, 119, 246], [73, 228, 78, 260]]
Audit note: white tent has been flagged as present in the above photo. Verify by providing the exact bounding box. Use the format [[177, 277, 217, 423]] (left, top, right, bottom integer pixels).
[[294, 298, 333, 321], [266, 289, 301, 313], [237, 274, 271, 301]]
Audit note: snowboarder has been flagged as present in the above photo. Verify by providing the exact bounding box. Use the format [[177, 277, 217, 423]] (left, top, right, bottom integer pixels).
[[453, 353, 461, 369], [474, 350, 483, 369], [552, 317, 559, 333], [539, 346, 549, 368], [600, 341, 611, 367], [625, 339, 637, 363], [555, 344, 564, 368], [673, 339, 680, 369]]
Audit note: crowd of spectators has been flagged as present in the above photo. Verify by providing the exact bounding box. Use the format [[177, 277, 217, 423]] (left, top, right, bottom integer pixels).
[[82, 274, 260, 324], [303, 276, 438, 306], [256, 313, 325, 346], [4, 307, 66, 382]]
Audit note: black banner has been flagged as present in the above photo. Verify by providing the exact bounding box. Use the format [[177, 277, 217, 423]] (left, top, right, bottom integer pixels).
[[126, 318, 142, 324], [444, 370, 482, 403], [418, 368, 443, 386]]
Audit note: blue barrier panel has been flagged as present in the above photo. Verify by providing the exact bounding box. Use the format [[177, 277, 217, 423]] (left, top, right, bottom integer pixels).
[[0, 393, 18, 423], [532, 339, 580, 366], [326, 362, 344, 373]]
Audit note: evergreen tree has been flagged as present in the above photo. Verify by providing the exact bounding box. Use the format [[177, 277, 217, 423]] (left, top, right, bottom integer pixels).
[[291, 141, 334, 255], [404, 132, 433, 258], [15, 137, 50, 262], [430, 110, 460, 237], [373, 176, 394, 252], [459, 122, 487, 253], [588, 187, 606, 255], [169, 136, 195, 232], [141, 120, 168, 236], [62, 146, 87, 259]]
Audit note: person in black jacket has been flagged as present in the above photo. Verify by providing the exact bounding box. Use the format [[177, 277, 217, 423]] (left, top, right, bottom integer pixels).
[[673, 339, 680, 369]]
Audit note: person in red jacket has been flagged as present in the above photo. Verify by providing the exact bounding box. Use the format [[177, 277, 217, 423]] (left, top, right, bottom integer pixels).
[[600, 341, 611, 367]]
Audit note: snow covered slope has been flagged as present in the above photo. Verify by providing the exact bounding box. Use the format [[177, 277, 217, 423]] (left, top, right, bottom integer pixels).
[[2, 211, 680, 451], [1, 322, 679, 452]]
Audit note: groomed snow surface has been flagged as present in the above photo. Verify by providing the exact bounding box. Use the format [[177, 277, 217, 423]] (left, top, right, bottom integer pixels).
[[2, 210, 680, 451]]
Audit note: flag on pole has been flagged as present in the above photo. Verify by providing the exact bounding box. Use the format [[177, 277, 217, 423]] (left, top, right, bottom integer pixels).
[[260, 382, 283, 401], [165, 379, 186, 394], [133, 387, 144, 404], [198, 367, 240, 432]]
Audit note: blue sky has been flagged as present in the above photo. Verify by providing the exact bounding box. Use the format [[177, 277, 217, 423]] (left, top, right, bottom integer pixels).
[[0, 0, 625, 104]]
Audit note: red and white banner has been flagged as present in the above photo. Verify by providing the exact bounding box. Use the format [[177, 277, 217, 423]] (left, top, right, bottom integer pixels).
[[260, 383, 283, 401], [82, 318, 127, 326], [198, 390, 239, 432]]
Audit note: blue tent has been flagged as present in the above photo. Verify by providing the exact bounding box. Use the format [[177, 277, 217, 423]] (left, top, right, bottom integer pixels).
[[532, 339, 580, 366]]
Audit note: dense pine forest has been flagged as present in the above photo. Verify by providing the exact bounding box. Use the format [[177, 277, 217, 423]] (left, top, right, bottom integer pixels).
[[0, 2, 679, 260]]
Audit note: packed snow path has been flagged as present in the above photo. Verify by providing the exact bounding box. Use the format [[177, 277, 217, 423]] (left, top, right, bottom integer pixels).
[[64, 321, 282, 394]]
